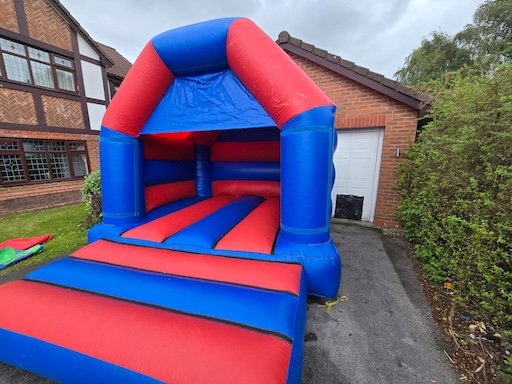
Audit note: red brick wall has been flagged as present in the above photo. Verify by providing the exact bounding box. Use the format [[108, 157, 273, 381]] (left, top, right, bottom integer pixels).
[[0, 182, 83, 216], [24, 0, 73, 51], [0, 0, 19, 33], [289, 53, 418, 227], [0, 130, 99, 216]]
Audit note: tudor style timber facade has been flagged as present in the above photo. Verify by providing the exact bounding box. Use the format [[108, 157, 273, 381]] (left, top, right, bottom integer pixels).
[[0, 0, 130, 215]]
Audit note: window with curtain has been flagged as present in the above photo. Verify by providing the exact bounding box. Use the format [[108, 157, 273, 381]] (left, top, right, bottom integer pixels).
[[3, 53, 31, 83], [0, 37, 76, 92], [0, 139, 90, 184], [56, 69, 75, 91]]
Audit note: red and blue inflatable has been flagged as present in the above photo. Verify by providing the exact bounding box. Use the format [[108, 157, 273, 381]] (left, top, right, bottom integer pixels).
[[0, 18, 341, 383]]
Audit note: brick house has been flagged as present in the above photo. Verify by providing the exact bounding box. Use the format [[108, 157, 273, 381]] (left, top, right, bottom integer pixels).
[[0, 0, 130, 215], [278, 32, 428, 228]]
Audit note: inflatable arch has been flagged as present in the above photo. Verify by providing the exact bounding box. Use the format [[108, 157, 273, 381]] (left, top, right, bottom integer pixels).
[[91, 17, 341, 298], [0, 18, 341, 383]]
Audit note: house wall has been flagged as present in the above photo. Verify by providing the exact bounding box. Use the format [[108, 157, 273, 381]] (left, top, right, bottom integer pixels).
[[24, 0, 72, 51], [0, 0, 19, 34], [78, 35, 108, 132], [0, 0, 106, 216], [0, 129, 99, 215], [289, 53, 418, 227]]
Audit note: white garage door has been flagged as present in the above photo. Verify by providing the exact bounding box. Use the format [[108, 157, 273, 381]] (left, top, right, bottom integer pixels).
[[331, 128, 384, 222]]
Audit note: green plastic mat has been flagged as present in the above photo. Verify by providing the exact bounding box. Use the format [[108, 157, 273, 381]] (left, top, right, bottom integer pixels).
[[0, 244, 43, 270]]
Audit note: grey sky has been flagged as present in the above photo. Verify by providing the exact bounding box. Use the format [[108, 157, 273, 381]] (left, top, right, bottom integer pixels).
[[60, 0, 483, 79]]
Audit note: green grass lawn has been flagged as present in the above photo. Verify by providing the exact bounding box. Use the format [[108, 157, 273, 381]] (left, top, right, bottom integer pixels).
[[0, 203, 88, 276]]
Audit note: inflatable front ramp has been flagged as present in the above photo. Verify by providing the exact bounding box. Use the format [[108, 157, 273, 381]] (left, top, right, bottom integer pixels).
[[0, 240, 307, 383]]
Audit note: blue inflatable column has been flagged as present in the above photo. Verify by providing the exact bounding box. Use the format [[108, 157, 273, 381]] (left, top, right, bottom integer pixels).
[[330, 126, 338, 216], [100, 128, 145, 225], [195, 144, 212, 198], [280, 106, 336, 244]]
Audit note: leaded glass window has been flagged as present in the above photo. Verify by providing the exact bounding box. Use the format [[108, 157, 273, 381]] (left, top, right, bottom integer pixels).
[[56, 69, 75, 91], [2, 53, 31, 83], [0, 139, 90, 184], [50, 153, 71, 178], [0, 155, 24, 182], [31, 61, 54, 88], [26, 153, 50, 180], [0, 37, 76, 92]]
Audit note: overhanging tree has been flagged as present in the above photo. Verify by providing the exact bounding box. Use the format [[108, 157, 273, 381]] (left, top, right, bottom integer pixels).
[[394, 31, 472, 85], [456, 0, 512, 73], [395, 0, 512, 84]]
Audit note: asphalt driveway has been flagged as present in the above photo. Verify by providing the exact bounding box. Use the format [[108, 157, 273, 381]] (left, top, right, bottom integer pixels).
[[0, 221, 460, 383], [301, 221, 460, 383]]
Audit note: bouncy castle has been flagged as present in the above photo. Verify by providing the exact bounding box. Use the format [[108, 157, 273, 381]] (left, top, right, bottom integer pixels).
[[0, 18, 341, 383]]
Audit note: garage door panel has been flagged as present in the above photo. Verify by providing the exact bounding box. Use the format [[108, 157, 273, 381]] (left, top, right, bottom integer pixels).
[[331, 129, 383, 222]]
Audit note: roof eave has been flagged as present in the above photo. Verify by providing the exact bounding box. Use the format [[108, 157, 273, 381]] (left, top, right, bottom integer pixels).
[[107, 73, 125, 81], [278, 41, 426, 113]]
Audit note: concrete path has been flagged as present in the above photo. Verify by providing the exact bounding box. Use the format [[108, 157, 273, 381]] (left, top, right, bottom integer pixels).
[[0, 222, 460, 383]]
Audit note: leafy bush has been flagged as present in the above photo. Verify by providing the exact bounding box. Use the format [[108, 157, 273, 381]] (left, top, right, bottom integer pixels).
[[501, 355, 512, 383], [398, 66, 512, 330], [80, 169, 102, 229]]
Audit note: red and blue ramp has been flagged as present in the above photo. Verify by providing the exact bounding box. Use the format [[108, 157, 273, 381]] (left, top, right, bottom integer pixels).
[[0, 240, 307, 383]]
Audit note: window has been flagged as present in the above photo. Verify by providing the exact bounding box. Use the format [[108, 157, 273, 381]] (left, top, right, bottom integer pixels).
[[0, 37, 76, 92], [0, 139, 89, 184], [109, 79, 121, 101]]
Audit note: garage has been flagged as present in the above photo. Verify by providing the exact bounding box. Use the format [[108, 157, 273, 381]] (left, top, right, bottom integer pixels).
[[278, 32, 427, 227], [331, 128, 384, 222]]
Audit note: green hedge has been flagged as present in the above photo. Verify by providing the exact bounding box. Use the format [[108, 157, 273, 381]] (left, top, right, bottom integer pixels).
[[80, 169, 102, 229], [398, 66, 512, 331]]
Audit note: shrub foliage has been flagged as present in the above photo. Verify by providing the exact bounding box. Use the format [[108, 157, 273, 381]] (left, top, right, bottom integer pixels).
[[398, 66, 512, 330], [80, 169, 102, 229]]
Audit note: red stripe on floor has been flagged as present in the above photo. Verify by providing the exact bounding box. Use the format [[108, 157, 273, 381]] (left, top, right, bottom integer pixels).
[[0, 281, 291, 383], [215, 198, 280, 254], [122, 195, 234, 242], [72, 239, 302, 295]]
